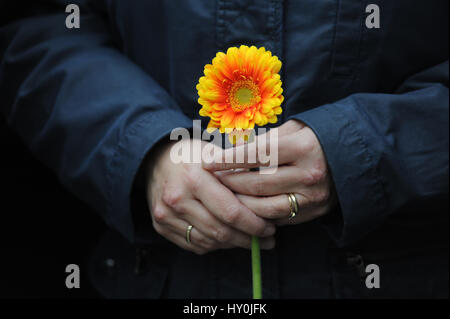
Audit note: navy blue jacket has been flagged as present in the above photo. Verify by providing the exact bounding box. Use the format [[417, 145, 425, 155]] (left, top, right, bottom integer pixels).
[[0, 0, 448, 298]]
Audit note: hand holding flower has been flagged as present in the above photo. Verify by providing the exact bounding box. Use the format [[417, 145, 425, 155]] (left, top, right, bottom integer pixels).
[[204, 120, 337, 226], [145, 139, 276, 255]]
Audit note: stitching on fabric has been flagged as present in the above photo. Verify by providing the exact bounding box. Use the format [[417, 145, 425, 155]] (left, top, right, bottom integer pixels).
[[106, 114, 155, 231], [323, 103, 387, 244], [341, 108, 385, 234]]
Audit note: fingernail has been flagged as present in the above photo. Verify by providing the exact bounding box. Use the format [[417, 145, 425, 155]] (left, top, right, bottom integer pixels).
[[263, 224, 276, 237]]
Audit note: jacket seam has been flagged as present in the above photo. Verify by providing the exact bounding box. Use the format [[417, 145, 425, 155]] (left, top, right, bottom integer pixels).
[[328, 102, 387, 244], [106, 114, 154, 239]]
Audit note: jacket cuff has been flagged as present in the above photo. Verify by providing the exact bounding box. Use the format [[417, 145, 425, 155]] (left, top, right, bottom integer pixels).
[[289, 99, 387, 247], [107, 109, 192, 243]]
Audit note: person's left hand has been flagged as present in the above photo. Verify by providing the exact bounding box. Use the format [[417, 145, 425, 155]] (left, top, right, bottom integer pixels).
[[203, 120, 336, 226]]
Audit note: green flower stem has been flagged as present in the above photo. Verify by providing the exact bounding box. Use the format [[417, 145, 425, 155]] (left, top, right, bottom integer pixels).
[[248, 149, 262, 299], [251, 235, 262, 299]]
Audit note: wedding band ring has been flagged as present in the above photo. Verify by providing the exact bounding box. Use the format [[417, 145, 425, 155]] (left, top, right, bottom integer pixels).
[[290, 193, 299, 213], [287, 193, 299, 220], [186, 225, 193, 243]]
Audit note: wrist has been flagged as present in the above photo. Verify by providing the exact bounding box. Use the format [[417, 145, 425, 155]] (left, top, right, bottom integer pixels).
[[144, 139, 177, 186]]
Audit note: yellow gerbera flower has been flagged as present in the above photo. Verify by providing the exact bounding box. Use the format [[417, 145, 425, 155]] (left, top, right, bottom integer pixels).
[[197, 45, 283, 136]]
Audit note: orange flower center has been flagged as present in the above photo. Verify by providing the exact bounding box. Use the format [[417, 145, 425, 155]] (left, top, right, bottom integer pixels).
[[229, 79, 261, 112]]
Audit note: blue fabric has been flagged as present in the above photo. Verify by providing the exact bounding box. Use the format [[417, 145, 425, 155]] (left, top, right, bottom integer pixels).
[[0, 4, 194, 241], [0, 1, 448, 297], [293, 61, 449, 246]]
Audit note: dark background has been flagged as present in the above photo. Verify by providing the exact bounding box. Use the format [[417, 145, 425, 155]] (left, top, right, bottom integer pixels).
[[0, 117, 104, 298], [0, 1, 103, 299]]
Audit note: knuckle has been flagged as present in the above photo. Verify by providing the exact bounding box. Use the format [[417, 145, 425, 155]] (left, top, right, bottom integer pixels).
[[303, 167, 326, 186], [152, 205, 168, 223], [301, 172, 315, 186], [161, 186, 183, 209], [222, 205, 240, 224], [314, 159, 328, 178], [295, 139, 314, 155], [184, 165, 201, 193], [253, 179, 265, 196], [311, 189, 330, 203], [292, 167, 306, 183], [214, 227, 232, 243], [301, 138, 316, 154], [312, 165, 327, 182]]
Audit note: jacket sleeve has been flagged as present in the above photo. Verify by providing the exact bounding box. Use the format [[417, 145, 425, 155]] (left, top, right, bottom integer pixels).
[[0, 1, 192, 242], [291, 60, 449, 247]]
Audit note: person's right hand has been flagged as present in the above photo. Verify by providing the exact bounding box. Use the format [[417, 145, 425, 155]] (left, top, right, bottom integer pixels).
[[145, 139, 276, 255]]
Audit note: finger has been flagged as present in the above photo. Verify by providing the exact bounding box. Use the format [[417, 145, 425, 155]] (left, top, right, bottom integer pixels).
[[275, 204, 331, 226], [203, 134, 298, 171], [152, 221, 208, 255], [214, 234, 276, 250], [237, 194, 292, 219], [178, 199, 256, 249], [216, 166, 299, 196], [158, 201, 276, 251], [237, 193, 311, 220], [165, 218, 219, 250], [258, 236, 277, 250], [152, 203, 218, 250], [192, 170, 276, 237], [168, 231, 210, 255]]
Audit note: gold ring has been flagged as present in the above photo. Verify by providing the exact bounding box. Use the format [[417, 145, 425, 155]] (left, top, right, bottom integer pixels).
[[186, 225, 193, 243], [287, 193, 299, 219]]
